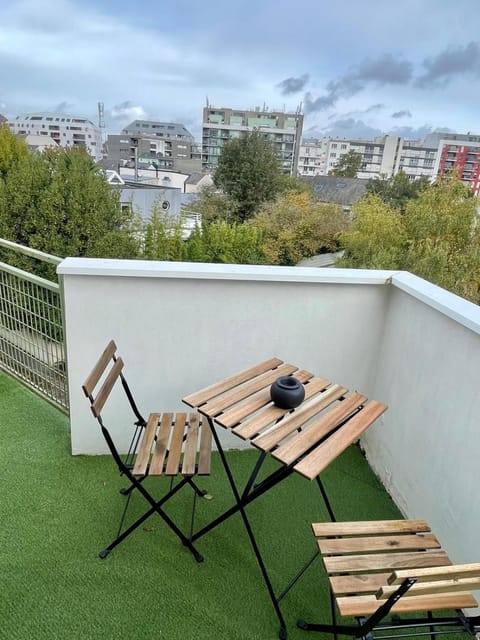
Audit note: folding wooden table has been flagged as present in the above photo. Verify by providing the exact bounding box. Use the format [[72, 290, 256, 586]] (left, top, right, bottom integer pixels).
[[183, 357, 387, 639]]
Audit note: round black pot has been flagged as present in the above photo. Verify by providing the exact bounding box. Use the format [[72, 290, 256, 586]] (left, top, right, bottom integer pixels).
[[270, 376, 305, 409]]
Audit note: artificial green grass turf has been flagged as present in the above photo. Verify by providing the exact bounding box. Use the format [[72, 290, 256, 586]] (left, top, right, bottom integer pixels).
[[0, 372, 402, 640]]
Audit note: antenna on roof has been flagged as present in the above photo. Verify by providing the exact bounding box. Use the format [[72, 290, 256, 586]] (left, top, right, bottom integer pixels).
[[206, 95, 210, 108]]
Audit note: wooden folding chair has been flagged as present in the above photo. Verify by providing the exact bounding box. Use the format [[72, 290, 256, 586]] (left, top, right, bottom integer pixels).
[[82, 340, 212, 562], [297, 519, 480, 639]]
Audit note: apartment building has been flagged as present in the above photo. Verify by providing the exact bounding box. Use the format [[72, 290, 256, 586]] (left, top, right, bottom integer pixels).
[[433, 138, 480, 196], [8, 113, 103, 161], [298, 135, 438, 182], [202, 105, 304, 174], [107, 120, 201, 173]]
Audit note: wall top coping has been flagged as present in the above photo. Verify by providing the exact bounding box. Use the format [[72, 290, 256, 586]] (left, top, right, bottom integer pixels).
[[57, 257, 394, 284], [57, 258, 480, 335]]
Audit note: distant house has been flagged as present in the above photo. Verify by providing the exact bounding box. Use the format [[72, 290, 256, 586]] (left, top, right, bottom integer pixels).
[[300, 175, 369, 208], [0, 114, 6, 125], [18, 133, 58, 153]]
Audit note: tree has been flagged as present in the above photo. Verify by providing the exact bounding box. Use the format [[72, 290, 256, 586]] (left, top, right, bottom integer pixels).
[[367, 172, 430, 211], [0, 143, 141, 278], [143, 205, 187, 261], [402, 174, 479, 301], [329, 150, 362, 178], [338, 176, 480, 304], [250, 191, 349, 265], [336, 194, 407, 269], [0, 124, 28, 177], [213, 131, 284, 222], [190, 220, 265, 264]]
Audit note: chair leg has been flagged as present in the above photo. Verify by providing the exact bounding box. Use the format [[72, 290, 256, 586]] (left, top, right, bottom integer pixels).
[[99, 475, 204, 562]]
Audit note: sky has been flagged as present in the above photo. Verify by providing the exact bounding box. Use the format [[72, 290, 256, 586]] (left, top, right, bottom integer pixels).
[[1, 0, 480, 141]]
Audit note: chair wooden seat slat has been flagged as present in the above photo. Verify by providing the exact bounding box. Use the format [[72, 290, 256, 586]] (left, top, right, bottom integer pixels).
[[182, 413, 200, 475], [336, 592, 479, 616], [379, 577, 480, 599], [132, 412, 160, 476], [148, 413, 173, 474], [312, 519, 432, 537], [323, 550, 452, 574], [319, 533, 442, 555], [298, 518, 480, 638], [83, 341, 212, 563], [165, 413, 187, 475], [389, 563, 480, 584], [197, 422, 213, 475]]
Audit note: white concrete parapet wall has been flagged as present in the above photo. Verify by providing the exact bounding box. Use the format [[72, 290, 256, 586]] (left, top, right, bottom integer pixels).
[[58, 258, 392, 454]]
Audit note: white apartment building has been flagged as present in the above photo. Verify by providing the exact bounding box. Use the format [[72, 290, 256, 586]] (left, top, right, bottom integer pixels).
[[8, 113, 103, 161], [298, 135, 438, 181]]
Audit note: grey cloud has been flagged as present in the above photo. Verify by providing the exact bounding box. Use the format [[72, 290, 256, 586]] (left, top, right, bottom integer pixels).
[[391, 109, 412, 118], [305, 54, 413, 113], [387, 124, 436, 139], [415, 41, 480, 88], [321, 117, 383, 139], [53, 101, 75, 114], [277, 73, 309, 95], [365, 103, 385, 113], [109, 101, 147, 122]]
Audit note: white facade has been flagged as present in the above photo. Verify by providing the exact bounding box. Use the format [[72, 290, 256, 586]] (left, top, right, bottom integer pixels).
[[9, 113, 103, 161], [298, 135, 438, 181]]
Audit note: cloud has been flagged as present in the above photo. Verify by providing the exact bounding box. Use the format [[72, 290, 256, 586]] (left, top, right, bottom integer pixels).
[[52, 100, 75, 113], [305, 54, 413, 113], [391, 109, 412, 118], [387, 124, 452, 139], [415, 41, 480, 88], [109, 101, 147, 123], [365, 103, 385, 113], [276, 73, 309, 95], [321, 117, 383, 140]]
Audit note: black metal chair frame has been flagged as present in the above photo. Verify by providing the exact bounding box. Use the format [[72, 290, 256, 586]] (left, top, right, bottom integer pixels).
[[82, 340, 208, 562], [297, 576, 480, 639]]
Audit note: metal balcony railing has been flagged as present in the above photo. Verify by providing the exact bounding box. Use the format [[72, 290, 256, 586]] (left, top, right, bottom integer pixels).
[[0, 238, 68, 413]]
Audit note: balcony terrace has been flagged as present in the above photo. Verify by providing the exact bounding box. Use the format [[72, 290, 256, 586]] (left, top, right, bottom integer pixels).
[[2, 256, 480, 638]]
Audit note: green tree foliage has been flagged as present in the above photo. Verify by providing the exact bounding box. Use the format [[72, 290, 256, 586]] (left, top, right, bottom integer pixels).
[[336, 194, 407, 269], [329, 150, 362, 177], [194, 220, 265, 264], [338, 175, 480, 303], [184, 185, 233, 223], [213, 131, 284, 222], [367, 172, 430, 211], [0, 130, 141, 277], [143, 204, 187, 261], [251, 191, 349, 265], [141, 209, 265, 265], [402, 175, 479, 301], [0, 124, 28, 177]]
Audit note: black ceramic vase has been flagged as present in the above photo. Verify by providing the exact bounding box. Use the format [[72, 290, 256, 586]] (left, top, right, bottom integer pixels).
[[270, 376, 305, 409]]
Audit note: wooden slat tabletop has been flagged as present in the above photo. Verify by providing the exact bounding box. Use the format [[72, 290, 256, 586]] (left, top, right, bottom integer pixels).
[[183, 357, 387, 481]]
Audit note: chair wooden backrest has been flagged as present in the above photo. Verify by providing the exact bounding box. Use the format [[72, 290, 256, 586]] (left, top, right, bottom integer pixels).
[[82, 339, 144, 424]]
